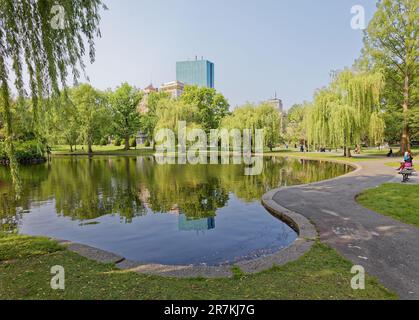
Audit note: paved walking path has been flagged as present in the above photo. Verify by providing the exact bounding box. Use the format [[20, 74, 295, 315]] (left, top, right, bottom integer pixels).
[[271, 159, 419, 299]]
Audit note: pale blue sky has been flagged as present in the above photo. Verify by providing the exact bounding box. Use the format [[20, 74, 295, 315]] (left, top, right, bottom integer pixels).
[[85, 0, 377, 109]]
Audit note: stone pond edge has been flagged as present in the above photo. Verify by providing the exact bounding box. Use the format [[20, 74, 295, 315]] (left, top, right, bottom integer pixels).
[[49, 158, 363, 279], [50, 192, 319, 279]]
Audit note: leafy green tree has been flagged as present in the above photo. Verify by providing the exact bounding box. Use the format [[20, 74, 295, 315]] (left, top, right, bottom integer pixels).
[[285, 103, 310, 146], [0, 99, 35, 142], [180, 86, 230, 132], [139, 91, 170, 146], [221, 102, 281, 151], [411, 104, 419, 141], [306, 70, 385, 157], [154, 98, 200, 139], [47, 92, 81, 152], [0, 0, 105, 191], [363, 0, 418, 152], [109, 83, 142, 151], [71, 84, 108, 154], [255, 103, 281, 151]]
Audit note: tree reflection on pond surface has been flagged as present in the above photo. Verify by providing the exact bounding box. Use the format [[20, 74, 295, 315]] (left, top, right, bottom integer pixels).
[[0, 156, 352, 265]]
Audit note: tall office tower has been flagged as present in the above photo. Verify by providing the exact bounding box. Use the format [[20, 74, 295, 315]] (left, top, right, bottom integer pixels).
[[266, 93, 283, 114], [266, 93, 285, 133], [176, 58, 215, 88]]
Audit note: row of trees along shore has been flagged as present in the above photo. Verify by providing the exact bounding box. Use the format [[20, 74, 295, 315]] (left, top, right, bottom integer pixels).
[[0, 0, 418, 193], [2, 82, 283, 154]]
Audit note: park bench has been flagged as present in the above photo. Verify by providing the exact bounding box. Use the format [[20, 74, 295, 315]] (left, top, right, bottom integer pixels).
[[399, 167, 415, 183]]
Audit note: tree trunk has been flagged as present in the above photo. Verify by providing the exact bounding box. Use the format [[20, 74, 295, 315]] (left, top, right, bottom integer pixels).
[[125, 135, 130, 151], [88, 142, 93, 155], [343, 146, 352, 158], [70, 144, 73, 153], [400, 73, 410, 154]]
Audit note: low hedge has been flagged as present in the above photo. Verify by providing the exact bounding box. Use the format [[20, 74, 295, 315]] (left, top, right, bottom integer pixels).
[[129, 137, 137, 148], [114, 137, 121, 146], [0, 140, 46, 164]]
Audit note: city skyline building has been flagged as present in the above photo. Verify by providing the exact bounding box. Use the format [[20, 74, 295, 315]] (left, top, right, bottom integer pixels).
[[266, 93, 285, 134], [160, 80, 185, 99], [266, 93, 283, 114], [176, 58, 215, 88], [137, 83, 158, 114]]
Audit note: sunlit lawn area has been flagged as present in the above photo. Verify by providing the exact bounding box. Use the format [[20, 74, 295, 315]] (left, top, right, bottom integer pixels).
[[385, 162, 401, 168], [266, 146, 418, 163], [267, 150, 386, 163], [52, 145, 154, 155], [357, 184, 419, 228], [0, 233, 396, 300], [52, 145, 418, 161]]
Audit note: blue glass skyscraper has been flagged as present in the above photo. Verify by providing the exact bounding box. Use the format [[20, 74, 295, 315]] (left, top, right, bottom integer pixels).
[[176, 59, 214, 88]]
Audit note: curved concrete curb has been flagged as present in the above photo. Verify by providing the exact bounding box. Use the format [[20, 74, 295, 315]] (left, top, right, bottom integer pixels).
[[262, 189, 317, 241], [54, 239, 124, 264]]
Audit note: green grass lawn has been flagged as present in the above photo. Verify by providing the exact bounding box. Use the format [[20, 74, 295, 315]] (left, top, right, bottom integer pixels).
[[266, 150, 388, 163], [52, 144, 417, 162], [357, 183, 419, 228], [52, 145, 154, 156], [385, 162, 401, 168], [269, 145, 418, 160], [0, 233, 396, 300]]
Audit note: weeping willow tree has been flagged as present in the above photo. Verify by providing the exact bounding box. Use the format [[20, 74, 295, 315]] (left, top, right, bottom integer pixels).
[[306, 89, 334, 149], [0, 0, 106, 193], [307, 70, 385, 157]]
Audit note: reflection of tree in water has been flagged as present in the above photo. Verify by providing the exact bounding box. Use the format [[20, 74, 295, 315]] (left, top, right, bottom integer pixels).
[[220, 157, 351, 202], [144, 180, 229, 219], [136, 161, 230, 219], [0, 156, 351, 226], [0, 164, 50, 231], [0, 192, 24, 231], [45, 157, 146, 223]]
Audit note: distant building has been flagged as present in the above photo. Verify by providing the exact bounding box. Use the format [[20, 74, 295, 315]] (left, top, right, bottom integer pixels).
[[138, 83, 157, 114], [266, 93, 283, 114], [176, 58, 215, 88], [144, 83, 158, 95], [266, 93, 285, 133], [160, 81, 185, 99], [136, 84, 158, 145]]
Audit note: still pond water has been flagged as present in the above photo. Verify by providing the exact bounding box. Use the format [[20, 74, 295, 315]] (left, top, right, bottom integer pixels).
[[0, 156, 352, 266]]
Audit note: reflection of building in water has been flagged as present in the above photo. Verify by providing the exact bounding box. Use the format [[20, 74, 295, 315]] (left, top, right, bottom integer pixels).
[[138, 187, 151, 208], [178, 214, 215, 232], [136, 186, 216, 231]]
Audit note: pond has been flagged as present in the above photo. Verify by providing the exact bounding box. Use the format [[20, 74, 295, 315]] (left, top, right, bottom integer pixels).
[[0, 156, 352, 266]]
